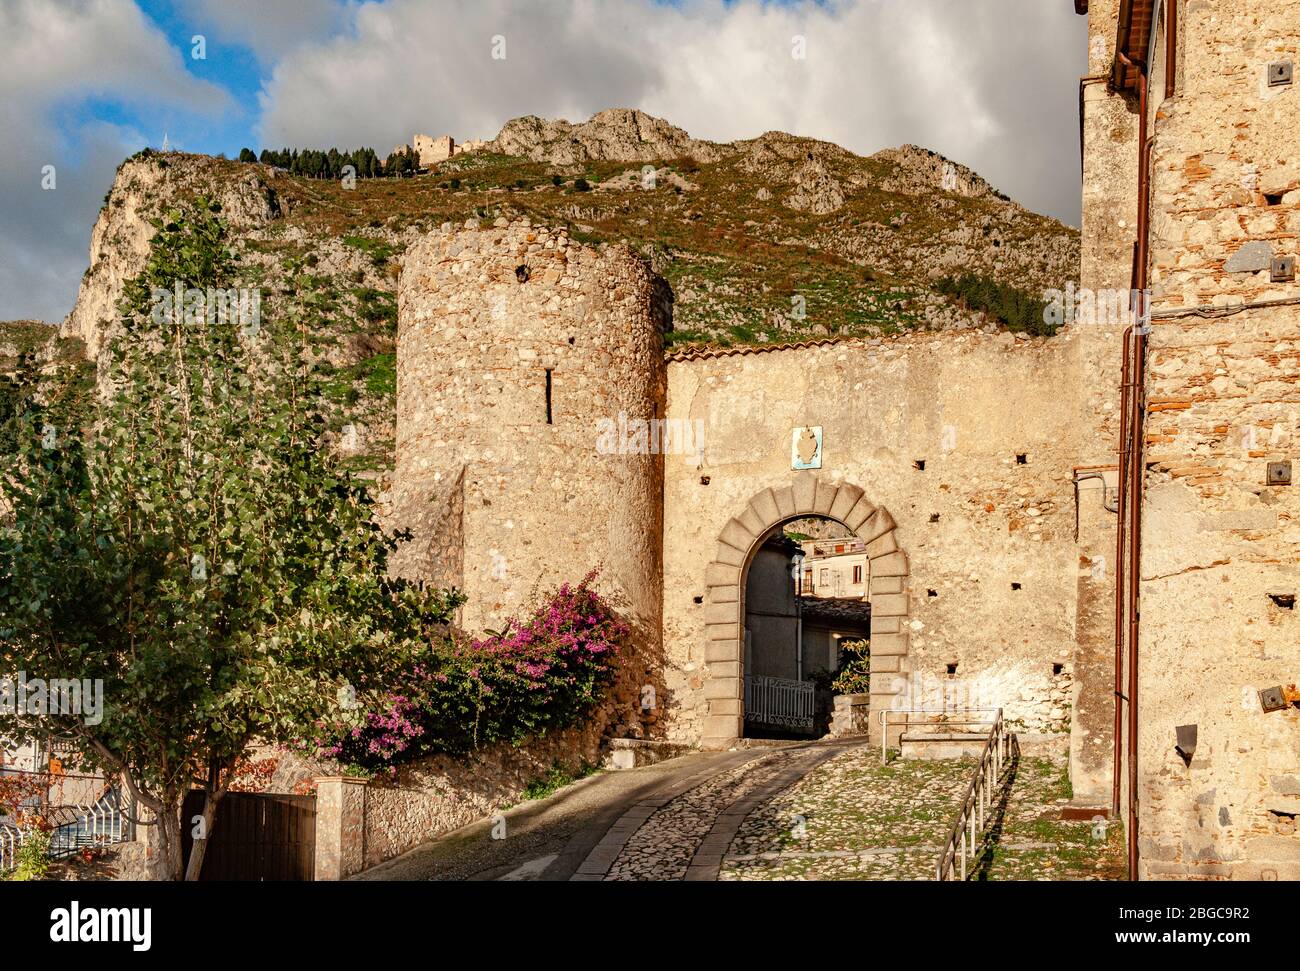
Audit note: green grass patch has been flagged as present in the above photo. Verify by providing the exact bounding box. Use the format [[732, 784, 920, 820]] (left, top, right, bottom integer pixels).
[[521, 761, 600, 801], [342, 234, 401, 266]]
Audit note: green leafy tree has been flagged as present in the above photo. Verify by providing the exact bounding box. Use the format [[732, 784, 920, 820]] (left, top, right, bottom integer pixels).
[[0, 199, 457, 879]]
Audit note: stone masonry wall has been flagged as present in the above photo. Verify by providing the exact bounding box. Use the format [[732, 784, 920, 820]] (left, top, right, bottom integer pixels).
[[1134, 0, 1300, 880], [413, 134, 455, 167], [662, 328, 1117, 750], [360, 711, 611, 869], [1068, 0, 1139, 808], [393, 217, 667, 730]]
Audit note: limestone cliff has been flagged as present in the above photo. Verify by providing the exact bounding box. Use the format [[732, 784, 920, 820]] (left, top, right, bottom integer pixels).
[[61, 152, 290, 360]]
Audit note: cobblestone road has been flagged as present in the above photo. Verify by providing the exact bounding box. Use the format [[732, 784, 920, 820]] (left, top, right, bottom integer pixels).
[[718, 746, 1125, 881], [353, 737, 1125, 881], [721, 746, 971, 880]]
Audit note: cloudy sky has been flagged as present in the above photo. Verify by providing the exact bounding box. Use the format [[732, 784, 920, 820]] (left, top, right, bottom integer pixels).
[[0, 0, 1087, 324]]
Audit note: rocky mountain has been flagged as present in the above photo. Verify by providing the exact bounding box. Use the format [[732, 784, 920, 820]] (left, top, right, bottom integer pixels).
[[16, 107, 1078, 487], [487, 108, 725, 167]]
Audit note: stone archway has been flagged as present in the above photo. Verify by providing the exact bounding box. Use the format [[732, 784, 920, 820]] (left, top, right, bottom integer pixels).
[[701, 473, 910, 751]]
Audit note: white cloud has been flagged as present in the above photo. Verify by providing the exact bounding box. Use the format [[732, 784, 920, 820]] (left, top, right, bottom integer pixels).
[[3, 0, 1087, 325], [172, 0, 346, 63], [256, 0, 1085, 221], [0, 0, 230, 323]]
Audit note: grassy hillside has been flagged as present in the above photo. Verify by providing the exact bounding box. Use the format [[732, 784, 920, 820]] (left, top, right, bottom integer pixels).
[[47, 119, 1078, 479]]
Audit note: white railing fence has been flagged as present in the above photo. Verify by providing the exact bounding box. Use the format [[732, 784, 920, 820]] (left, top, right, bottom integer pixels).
[[48, 788, 130, 860], [0, 825, 22, 873], [0, 784, 131, 874]]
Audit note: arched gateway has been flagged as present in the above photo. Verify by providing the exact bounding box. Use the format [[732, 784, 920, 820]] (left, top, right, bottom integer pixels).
[[700, 473, 910, 750]]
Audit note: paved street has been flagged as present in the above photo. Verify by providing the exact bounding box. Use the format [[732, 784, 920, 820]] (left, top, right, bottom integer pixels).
[[358, 736, 1124, 882]]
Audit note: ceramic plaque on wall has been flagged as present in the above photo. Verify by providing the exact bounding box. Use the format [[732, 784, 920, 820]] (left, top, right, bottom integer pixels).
[[792, 426, 823, 470]]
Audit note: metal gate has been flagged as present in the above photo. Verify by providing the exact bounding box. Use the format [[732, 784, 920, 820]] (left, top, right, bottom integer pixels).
[[744, 675, 816, 731], [181, 791, 316, 881]]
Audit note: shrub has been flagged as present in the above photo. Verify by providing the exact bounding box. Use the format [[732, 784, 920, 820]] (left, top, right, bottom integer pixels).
[[521, 761, 599, 801], [936, 273, 1054, 336], [9, 827, 52, 882], [315, 572, 629, 771], [832, 639, 871, 695], [574, 178, 591, 193]]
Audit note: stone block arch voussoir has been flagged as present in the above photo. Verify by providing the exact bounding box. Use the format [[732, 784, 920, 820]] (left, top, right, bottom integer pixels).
[[700, 473, 910, 750]]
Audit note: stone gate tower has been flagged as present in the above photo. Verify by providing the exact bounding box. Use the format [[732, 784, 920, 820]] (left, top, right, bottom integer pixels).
[[393, 218, 667, 651]]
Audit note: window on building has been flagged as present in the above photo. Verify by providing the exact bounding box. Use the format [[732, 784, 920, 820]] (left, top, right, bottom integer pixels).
[[852, 565, 863, 584], [820, 569, 829, 587]]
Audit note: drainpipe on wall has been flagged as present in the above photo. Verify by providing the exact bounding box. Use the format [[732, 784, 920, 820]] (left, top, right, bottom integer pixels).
[[1116, 47, 1152, 882], [1166, 0, 1178, 100], [1113, 330, 1131, 820]]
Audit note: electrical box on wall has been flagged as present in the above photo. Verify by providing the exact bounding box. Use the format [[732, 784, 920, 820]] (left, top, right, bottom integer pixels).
[[1260, 684, 1299, 713], [1267, 460, 1292, 486], [1271, 256, 1296, 283], [1269, 60, 1294, 86]]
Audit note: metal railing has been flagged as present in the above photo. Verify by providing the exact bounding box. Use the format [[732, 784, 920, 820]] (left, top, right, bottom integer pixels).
[[877, 707, 1002, 765], [744, 675, 815, 730], [48, 788, 129, 860], [0, 775, 132, 873], [935, 709, 1018, 881], [0, 825, 22, 872]]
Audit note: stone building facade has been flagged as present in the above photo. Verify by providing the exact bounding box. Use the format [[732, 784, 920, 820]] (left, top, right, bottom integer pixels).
[[388, 1, 1298, 880], [393, 217, 666, 661], [395, 230, 1109, 768], [1079, 0, 1300, 880]]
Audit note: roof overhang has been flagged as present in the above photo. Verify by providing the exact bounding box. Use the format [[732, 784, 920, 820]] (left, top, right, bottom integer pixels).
[[1112, 0, 1156, 94]]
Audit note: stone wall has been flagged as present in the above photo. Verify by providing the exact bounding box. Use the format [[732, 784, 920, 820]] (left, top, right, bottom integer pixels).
[[1068, 0, 1138, 808], [413, 134, 455, 167], [1131, 0, 1300, 879], [1081, 0, 1141, 294], [301, 715, 616, 877], [389, 219, 1127, 799], [661, 329, 1119, 751], [277, 675, 640, 876], [358, 718, 608, 870], [393, 217, 667, 726]]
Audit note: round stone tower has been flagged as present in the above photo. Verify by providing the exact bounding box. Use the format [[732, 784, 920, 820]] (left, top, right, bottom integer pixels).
[[393, 217, 667, 652]]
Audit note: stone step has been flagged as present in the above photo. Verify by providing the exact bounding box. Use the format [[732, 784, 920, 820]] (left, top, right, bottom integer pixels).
[[604, 738, 694, 770], [899, 733, 989, 760]]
